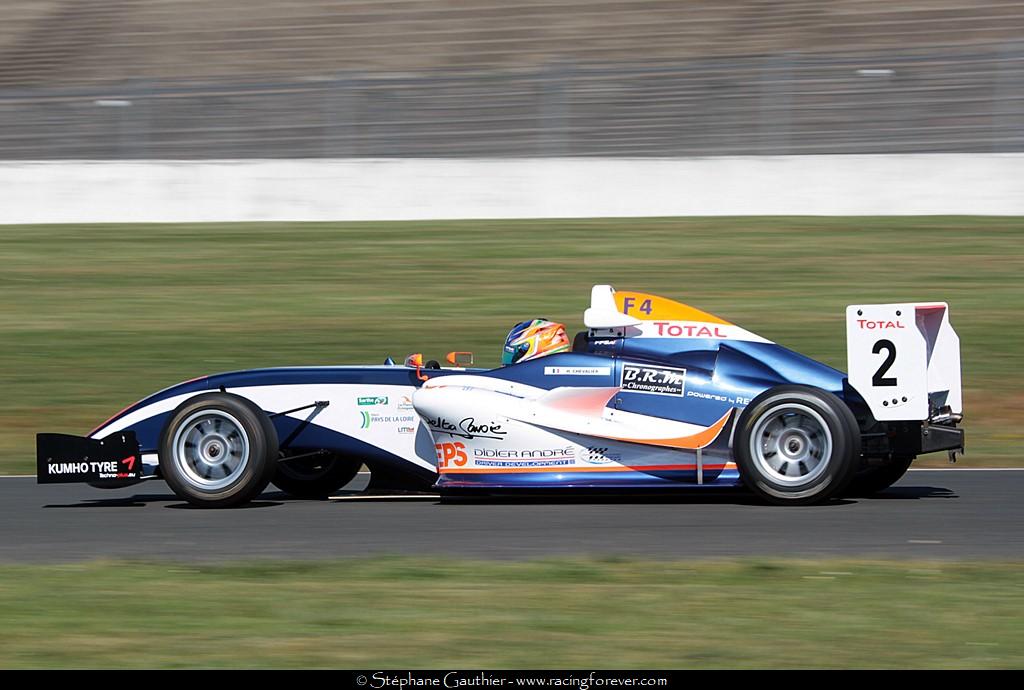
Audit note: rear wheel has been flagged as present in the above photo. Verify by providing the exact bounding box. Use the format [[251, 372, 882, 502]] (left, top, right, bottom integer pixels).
[[735, 385, 860, 505], [159, 393, 278, 508], [272, 452, 361, 499]]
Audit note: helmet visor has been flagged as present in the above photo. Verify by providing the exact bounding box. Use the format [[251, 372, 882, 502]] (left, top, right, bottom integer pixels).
[[502, 341, 531, 366]]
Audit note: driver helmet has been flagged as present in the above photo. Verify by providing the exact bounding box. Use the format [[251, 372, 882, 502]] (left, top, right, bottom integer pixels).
[[502, 319, 570, 366]]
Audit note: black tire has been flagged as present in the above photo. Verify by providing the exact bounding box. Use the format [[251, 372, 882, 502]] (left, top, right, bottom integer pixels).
[[846, 455, 914, 497], [272, 452, 361, 499], [735, 385, 861, 505], [159, 393, 278, 508]]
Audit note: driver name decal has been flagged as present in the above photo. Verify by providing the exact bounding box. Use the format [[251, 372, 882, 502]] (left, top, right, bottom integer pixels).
[[544, 366, 611, 376]]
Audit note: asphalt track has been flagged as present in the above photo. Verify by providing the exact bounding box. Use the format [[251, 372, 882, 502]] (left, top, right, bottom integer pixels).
[[1, 470, 1022, 562]]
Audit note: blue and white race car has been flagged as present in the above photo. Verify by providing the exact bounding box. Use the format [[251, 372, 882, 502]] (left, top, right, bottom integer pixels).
[[37, 285, 964, 507]]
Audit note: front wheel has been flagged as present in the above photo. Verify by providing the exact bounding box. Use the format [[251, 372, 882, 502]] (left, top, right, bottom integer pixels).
[[735, 385, 860, 505], [159, 393, 279, 508]]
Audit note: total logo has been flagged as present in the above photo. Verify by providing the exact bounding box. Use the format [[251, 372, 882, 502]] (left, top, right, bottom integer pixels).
[[652, 322, 728, 339], [435, 442, 468, 468], [856, 320, 906, 330]]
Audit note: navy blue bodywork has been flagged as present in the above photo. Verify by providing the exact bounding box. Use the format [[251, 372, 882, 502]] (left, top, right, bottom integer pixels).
[[437, 335, 861, 490], [91, 330, 864, 491]]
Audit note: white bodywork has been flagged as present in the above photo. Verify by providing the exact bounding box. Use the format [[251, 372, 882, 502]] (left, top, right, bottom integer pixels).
[[412, 375, 734, 476], [91, 382, 437, 474]]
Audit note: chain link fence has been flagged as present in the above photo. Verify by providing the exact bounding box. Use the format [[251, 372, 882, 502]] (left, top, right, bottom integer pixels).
[[1, 45, 1022, 159]]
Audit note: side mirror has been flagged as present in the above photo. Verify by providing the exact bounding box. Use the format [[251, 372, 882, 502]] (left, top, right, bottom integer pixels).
[[405, 353, 429, 381], [446, 351, 474, 367]]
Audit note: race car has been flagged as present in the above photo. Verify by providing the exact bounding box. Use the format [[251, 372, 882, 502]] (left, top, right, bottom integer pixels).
[[37, 285, 964, 507]]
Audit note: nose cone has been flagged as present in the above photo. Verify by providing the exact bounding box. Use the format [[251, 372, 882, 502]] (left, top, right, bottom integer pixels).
[[411, 385, 451, 425], [412, 384, 518, 440]]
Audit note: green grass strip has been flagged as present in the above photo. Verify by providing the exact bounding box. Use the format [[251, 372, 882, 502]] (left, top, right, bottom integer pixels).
[[0, 557, 1021, 668], [1, 217, 1021, 472]]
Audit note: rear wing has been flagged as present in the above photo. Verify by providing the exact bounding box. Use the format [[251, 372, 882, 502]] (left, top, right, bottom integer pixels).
[[846, 303, 962, 421]]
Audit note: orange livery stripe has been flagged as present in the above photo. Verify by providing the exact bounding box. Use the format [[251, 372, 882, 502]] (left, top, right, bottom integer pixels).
[[439, 462, 736, 474]]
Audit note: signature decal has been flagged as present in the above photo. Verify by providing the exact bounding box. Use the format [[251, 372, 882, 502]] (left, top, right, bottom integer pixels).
[[427, 416, 507, 441]]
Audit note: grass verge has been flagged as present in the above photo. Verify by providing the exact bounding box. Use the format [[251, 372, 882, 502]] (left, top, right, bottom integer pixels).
[[0, 557, 1021, 668], [1, 217, 1021, 472]]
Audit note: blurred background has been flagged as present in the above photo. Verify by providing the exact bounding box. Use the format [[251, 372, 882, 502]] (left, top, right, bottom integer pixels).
[[2, 0, 1024, 158], [1, 1, 1022, 473], [0, 0, 1021, 466]]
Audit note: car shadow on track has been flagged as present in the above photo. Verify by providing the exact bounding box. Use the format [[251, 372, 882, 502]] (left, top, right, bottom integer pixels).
[[861, 486, 958, 500], [44, 493, 284, 509], [430, 484, 958, 506], [42, 486, 957, 509], [44, 492, 179, 508], [438, 496, 855, 507], [164, 500, 283, 509], [43, 488, 386, 509]]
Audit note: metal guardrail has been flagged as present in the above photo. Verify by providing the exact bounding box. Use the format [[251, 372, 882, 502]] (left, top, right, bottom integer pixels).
[[1, 46, 1022, 159]]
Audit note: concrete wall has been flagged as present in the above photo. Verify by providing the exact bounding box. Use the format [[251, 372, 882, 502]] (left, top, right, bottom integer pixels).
[[2, 154, 1022, 224]]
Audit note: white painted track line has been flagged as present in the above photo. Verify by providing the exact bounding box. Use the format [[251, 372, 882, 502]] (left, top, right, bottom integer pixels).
[[329, 494, 439, 501], [908, 467, 1024, 471]]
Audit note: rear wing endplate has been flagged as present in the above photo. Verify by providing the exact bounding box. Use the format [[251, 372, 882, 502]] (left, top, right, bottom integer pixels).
[[846, 303, 962, 421]]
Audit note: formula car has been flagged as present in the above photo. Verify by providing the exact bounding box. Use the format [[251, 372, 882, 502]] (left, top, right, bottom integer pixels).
[[37, 285, 964, 507]]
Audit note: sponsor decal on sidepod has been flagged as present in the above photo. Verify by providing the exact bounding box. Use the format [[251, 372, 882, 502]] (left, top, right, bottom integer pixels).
[[360, 412, 417, 429], [620, 364, 687, 396], [426, 416, 507, 441], [435, 442, 468, 468], [581, 447, 622, 465], [472, 447, 575, 468]]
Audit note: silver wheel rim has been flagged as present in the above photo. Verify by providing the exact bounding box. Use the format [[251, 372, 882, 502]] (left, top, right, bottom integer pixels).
[[749, 403, 832, 487], [172, 410, 250, 491]]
